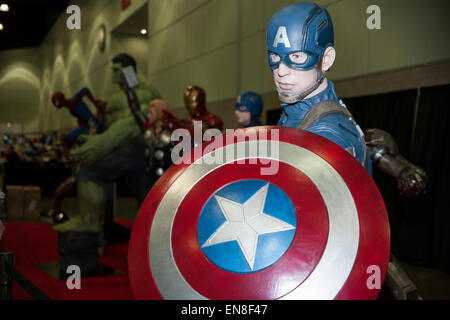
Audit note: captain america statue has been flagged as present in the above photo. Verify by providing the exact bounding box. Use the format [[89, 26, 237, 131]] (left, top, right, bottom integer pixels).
[[126, 1, 423, 301], [267, 2, 428, 300], [235, 91, 264, 127], [266, 1, 371, 174]]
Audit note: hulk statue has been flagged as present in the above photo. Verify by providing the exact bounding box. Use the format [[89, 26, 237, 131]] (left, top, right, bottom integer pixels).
[[53, 53, 161, 234]]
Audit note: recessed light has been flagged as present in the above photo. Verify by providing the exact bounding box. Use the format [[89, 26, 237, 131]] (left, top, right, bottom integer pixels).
[[0, 23, 4, 31], [140, 28, 147, 35], [0, 4, 9, 12]]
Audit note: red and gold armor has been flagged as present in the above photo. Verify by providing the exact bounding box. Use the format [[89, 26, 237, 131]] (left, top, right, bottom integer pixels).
[[183, 85, 224, 135]]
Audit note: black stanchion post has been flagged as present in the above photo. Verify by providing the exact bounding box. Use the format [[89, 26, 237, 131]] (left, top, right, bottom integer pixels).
[[0, 252, 15, 300]]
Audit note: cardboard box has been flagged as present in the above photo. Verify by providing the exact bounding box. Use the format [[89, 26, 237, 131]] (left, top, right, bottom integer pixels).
[[24, 186, 41, 219], [6, 185, 24, 219]]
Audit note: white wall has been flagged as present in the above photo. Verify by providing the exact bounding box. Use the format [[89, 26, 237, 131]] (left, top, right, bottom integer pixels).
[[0, 0, 449, 132]]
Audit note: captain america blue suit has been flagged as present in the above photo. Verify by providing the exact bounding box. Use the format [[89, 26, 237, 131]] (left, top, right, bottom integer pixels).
[[266, 2, 372, 174], [277, 80, 372, 174], [262, 2, 431, 301]]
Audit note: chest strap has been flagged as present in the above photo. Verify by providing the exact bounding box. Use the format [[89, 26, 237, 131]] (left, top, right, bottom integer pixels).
[[296, 100, 353, 129], [295, 100, 367, 167]]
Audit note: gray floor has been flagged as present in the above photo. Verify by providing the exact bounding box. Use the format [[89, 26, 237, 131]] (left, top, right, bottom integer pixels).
[[5, 196, 450, 300]]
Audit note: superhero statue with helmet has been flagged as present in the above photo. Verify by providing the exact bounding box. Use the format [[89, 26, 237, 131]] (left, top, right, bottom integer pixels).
[[183, 85, 224, 135], [53, 53, 161, 235], [235, 91, 264, 127], [125, 1, 427, 300], [266, 2, 371, 172], [267, 2, 428, 299]]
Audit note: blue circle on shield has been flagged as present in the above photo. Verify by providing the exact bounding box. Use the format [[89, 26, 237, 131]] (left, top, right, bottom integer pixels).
[[197, 180, 297, 273]]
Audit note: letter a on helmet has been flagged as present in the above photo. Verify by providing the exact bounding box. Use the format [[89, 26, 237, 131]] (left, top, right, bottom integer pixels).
[[272, 26, 291, 48]]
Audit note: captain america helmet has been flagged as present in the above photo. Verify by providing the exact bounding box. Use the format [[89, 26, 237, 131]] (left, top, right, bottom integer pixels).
[[266, 2, 334, 71], [235, 91, 263, 118]]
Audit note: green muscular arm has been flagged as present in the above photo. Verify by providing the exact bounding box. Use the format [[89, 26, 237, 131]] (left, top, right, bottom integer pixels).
[[70, 115, 140, 164], [105, 83, 161, 128], [71, 84, 160, 164]]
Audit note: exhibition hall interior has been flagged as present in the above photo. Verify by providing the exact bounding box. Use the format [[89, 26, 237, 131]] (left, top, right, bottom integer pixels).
[[0, 0, 449, 300]]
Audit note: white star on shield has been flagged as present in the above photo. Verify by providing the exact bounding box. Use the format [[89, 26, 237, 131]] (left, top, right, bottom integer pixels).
[[201, 183, 296, 271]]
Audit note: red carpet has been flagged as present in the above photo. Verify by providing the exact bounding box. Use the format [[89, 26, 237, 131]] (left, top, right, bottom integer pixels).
[[0, 220, 134, 300]]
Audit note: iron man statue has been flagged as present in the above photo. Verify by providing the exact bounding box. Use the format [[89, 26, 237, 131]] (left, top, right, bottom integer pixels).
[[183, 85, 224, 135]]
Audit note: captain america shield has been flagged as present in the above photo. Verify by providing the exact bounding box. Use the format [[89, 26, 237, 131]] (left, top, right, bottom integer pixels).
[[128, 126, 390, 300]]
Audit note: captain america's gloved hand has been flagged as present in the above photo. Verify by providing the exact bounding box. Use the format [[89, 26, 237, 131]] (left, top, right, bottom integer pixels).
[[397, 166, 429, 197]]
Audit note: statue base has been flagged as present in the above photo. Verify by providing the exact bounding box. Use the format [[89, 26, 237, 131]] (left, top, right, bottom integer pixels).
[[57, 231, 100, 278]]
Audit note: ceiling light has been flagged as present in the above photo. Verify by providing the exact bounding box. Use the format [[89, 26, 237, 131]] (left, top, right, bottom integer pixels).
[[140, 28, 147, 35], [0, 4, 9, 12], [0, 23, 3, 31]]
